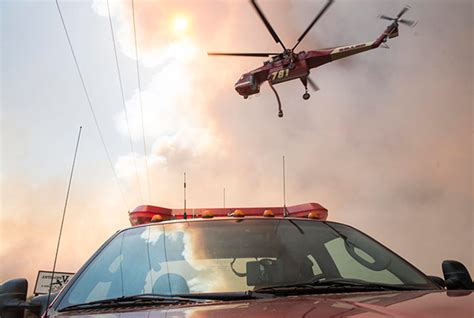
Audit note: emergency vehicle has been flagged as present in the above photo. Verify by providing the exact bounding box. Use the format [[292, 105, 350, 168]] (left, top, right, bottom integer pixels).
[[1, 202, 473, 317]]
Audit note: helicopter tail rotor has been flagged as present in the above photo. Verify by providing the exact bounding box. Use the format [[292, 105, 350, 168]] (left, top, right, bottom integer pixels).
[[378, 6, 417, 27], [374, 5, 416, 47]]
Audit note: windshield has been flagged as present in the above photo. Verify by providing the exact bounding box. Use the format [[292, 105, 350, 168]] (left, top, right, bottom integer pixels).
[[57, 219, 436, 309]]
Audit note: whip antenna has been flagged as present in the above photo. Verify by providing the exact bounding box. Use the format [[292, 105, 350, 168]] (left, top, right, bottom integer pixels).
[[183, 172, 187, 220], [283, 155, 288, 217], [46, 126, 82, 314], [223, 187, 226, 209]]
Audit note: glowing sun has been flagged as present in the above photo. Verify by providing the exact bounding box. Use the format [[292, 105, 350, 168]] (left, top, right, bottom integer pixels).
[[172, 15, 189, 35]]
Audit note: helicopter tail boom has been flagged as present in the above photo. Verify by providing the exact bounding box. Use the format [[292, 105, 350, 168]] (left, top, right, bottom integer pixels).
[[327, 42, 374, 62], [327, 20, 400, 62]]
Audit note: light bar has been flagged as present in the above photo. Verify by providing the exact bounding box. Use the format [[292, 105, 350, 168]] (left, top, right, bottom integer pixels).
[[129, 202, 328, 226]]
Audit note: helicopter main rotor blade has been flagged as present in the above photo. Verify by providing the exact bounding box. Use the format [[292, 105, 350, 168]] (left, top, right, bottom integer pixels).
[[207, 52, 279, 57], [399, 19, 417, 27], [307, 77, 319, 91], [292, 0, 334, 51], [397, 6, 409, 18], [250, 0, 287, 51], [379, 14, 395, 21]]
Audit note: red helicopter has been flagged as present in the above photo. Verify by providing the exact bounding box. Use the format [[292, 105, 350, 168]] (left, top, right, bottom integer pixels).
[[208, 0, 416, 117]]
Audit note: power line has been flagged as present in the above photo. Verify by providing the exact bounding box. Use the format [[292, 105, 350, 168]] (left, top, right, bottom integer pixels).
[[55, 0, 129, 209], [106, 0, 143, 202], [131, 0, 152, 203]]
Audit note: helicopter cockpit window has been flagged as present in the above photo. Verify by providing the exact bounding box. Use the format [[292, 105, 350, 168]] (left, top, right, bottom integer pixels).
[[248, 74, 257, 89]]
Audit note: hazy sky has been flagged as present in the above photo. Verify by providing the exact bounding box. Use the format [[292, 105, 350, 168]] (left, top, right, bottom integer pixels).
[[1, 0, 472, 294]]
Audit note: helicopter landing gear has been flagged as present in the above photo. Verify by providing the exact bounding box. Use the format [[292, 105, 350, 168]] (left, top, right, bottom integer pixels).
[[268, 81, 283, 118], [300, 76, 319, 99], [300, 77, 310, 100]]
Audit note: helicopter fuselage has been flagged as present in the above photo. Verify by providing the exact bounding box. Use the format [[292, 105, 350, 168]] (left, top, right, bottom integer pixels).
[[233, 22, 398, 99], [234, 47, 355, 98]]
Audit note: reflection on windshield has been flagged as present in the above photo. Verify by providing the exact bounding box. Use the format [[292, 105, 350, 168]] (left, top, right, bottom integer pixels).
[[58, 219, 436, 309]]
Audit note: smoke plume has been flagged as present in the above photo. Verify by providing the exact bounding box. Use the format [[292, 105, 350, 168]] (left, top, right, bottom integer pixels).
[[1, 0, 472, 296]]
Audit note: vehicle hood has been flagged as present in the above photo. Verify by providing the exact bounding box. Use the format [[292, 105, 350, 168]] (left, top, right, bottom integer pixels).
[[56, 290, 474, 318]]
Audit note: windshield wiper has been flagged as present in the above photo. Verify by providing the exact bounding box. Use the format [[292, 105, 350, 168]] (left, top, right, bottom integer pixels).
[[254, 278, 428, 294], [59, 294, 207, 312], [173, 291, 274, 301]]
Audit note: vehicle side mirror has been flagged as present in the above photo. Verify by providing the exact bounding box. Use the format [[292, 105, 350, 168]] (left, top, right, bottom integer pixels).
[[442, 260, 474, 290], [30, 292, 59, 317], [0, 278, 41, 318]]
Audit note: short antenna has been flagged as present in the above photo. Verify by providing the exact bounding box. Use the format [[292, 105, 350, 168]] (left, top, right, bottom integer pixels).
[[46, 126, 82, 313], [283, 155, 288, 217], [183, 172, 187, 220]]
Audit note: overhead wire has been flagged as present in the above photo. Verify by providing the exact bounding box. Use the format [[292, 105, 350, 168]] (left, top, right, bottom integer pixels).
[[106, 0, 143, 202], [131, 0, 152, 203], [55, 0, 130, 209]]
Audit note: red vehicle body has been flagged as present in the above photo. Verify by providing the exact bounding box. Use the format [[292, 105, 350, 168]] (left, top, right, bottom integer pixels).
[[37, 203, 466, 318], [2, 202, 472, 318], [47, 290, 474, 317]]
